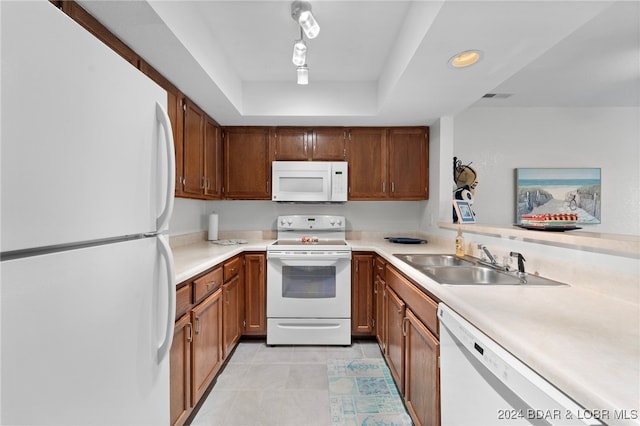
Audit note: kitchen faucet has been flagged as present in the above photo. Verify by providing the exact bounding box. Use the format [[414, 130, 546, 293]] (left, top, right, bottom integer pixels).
[[509, 252, 526, 275], [477, 244, 497, 265]]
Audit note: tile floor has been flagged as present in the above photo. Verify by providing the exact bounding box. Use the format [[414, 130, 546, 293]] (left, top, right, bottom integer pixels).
[[189, 340, 401, 426]]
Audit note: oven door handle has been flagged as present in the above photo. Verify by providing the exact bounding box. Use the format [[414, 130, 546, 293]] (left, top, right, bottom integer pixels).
[[267, 252, 352, 262], [275, 258, 346, 267]]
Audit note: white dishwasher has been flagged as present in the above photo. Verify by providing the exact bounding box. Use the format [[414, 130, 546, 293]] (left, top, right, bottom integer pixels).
[[438, 304, 602, 426]]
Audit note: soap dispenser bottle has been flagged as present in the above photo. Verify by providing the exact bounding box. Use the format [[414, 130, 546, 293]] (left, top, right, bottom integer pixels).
[[455, 228, 465, 257]]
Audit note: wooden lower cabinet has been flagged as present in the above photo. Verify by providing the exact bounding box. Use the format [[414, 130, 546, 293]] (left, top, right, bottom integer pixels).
[[223, 274, 242, 357], [191, 288, 223, 404], [378, 262, 441, 426], [170, 313, 192, 426], [243, 253, 266, 335], [385, 286, 406, 392], [352, 253, 374, 335], [405, 308, 440, 426], [170, 256, 247, 426]]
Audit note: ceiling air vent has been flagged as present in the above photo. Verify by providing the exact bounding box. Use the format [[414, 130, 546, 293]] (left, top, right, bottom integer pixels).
[[482, 93, 513, 99]]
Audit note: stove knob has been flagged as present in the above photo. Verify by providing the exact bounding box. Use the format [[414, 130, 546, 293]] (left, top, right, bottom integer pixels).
[[287, 218, 293, 226], [337, 219, 343, 226], [329, 218, 336, 226]]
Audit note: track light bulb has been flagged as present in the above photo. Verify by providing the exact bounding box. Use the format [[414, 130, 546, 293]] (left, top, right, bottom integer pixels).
[[292, 39, 307, 66], [291, 1, 320, 39], [298, 10, 320, 39], [297, 65, 309, 85]]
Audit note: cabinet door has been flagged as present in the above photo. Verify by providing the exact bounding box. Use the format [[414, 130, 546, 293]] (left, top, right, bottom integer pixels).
[[352, 253, 374, 335], [274, 127, 309, 160], [183, 99, 205, 196], [203, 116, 222, 199], [374, 276, 386, 350], [373, 256, 387, 348], [243, 253, 266, 335], [312, 127, 346, 160], [385, 286, 406, 393], [223, 274, 242, 358], [191, 289, 223, 404], [388, 127, 428, 200], [347, 128, 387, 199], [405, 308, 440, 426], [170, 314, 192, 426], [223, 127, 271, 199]]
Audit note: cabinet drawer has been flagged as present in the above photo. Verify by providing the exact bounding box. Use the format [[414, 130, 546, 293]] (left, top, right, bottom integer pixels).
[[175, 283, 192, 320], [223, 256, 242, 282], [193, 267, 223, 304]]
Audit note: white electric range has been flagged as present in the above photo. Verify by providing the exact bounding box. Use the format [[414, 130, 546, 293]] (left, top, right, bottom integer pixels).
[[266, 215, 352, 345]]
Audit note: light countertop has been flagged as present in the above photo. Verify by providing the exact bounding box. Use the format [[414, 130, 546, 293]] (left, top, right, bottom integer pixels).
[[171, 236, 640, 425]]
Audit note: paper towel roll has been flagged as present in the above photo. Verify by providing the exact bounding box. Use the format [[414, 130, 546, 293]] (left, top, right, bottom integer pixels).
[[208, 213, 219, 241]]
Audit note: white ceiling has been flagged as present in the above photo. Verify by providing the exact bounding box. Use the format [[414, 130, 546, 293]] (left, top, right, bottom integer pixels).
[[78, 0, 640, 126]]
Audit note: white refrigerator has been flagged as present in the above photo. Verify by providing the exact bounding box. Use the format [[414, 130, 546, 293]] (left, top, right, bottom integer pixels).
[[1, 1, 176, 424]]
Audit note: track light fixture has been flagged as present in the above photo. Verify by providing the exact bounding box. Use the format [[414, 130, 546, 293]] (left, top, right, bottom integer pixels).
[[291, 1, 320, 39], [290, 1, 318, 85]]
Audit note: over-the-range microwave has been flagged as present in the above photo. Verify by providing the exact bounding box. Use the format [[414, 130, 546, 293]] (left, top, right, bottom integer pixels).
[[271, 161, 348, 202]]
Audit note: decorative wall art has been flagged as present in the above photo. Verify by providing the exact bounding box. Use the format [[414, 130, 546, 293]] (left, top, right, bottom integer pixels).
[[453, 157, 478, 223], [515, 168, 601, 225], [453, 200, 476, 223]]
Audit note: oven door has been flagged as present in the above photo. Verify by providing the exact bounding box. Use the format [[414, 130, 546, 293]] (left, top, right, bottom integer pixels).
[[266, 250, 351, 318]]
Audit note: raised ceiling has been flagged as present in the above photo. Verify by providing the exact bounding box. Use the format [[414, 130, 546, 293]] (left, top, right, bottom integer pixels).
[[78, 0, 639, 126]]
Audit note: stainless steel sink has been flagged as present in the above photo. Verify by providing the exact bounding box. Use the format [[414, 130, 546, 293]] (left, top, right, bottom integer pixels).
[[393, 253, 567, 286], [394, 254, 475, 267], [421, 266, 524, 285]]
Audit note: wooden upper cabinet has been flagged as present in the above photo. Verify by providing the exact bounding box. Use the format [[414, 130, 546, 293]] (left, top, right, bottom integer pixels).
[[311, 128, 346, 160], [203, 116, 222, 198], [223, 127, 271, 199], [178, 99, 222, 200], [183, 100, 205, 197], [274, 127, 309, 161], [388, 127, 428, 200], [347, 127, 428, 201], [347, 128, 387, 199], [274, 127, 346, 161]]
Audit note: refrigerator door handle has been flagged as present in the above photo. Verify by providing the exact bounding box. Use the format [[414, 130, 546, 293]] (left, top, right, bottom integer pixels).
[[156, 102, 175, 233], [157, 234, 176, 362]]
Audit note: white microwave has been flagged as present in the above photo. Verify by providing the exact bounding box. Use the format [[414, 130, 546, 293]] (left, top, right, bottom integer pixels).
[[271, 161, 348, 202]]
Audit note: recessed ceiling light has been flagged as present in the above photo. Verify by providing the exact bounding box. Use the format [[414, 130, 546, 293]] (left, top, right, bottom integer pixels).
[[449, 50, 482, 68]]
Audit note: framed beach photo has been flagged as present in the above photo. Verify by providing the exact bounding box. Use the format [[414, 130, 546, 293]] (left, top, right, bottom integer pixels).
[[453, 200, 475, 223], [515, 168, 601, 224]]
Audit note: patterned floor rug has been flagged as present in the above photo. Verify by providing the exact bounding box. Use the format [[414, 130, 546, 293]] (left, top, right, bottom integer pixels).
[[327, 358, 413, 426]]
